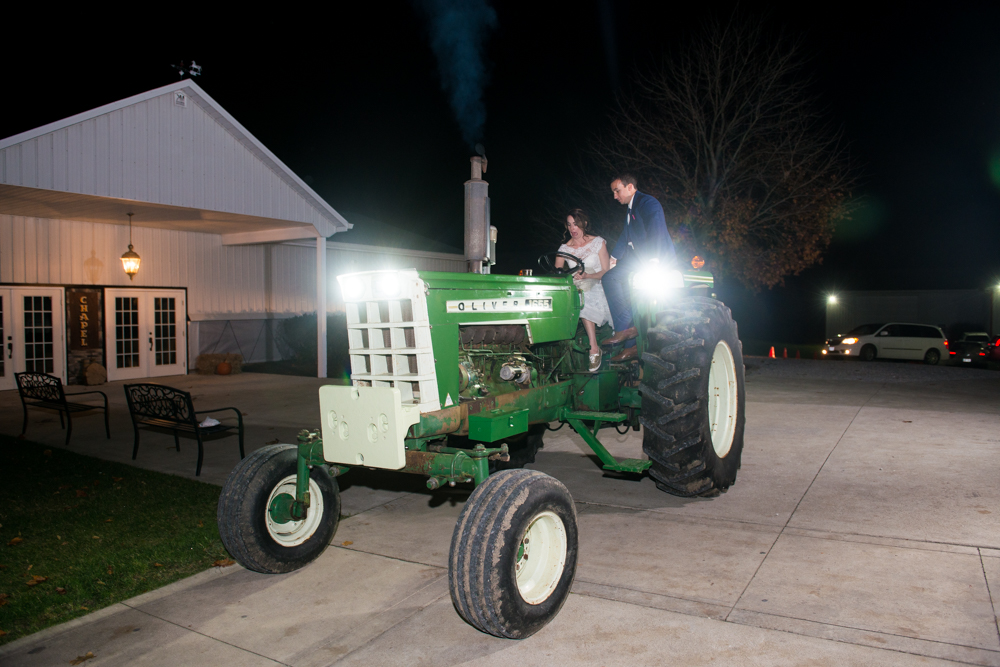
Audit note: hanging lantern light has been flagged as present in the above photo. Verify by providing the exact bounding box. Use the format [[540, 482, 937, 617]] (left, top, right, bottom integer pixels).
[[121, 212, 141, 280]]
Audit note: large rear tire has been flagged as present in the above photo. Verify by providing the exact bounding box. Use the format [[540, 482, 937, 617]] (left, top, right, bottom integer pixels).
[[449, 469, 578, 639], [640, 297, 746, 497], [218, 444, 341, 573]]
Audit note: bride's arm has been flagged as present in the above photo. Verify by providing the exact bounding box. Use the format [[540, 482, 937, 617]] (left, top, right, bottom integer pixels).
[[581, 239, 611, 280]]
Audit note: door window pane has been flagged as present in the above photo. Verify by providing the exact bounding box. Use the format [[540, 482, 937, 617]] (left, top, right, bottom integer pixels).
[[153, 297, 177, 366], [23, 295, 54, 373], [115, 297, 140, 369]]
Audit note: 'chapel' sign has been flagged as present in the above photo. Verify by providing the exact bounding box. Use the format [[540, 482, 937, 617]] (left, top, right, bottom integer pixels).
[[67, 288, 101, 351]]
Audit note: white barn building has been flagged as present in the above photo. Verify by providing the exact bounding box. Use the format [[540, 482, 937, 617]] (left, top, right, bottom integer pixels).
[[0, 80, 464, 389]]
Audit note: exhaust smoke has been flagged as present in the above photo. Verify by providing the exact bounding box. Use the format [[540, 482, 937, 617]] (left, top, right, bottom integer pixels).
[[414, 0, 498, 147]]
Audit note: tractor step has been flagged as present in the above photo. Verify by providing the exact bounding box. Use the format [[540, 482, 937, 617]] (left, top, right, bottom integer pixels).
[[602, 458, 652, 474], [563, 410, 628, 422]]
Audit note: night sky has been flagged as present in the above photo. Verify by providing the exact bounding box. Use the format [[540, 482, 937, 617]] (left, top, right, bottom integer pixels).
[[4, 2, 1000, 343]]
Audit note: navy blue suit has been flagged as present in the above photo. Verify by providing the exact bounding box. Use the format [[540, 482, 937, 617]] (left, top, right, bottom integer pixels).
[[602, 191, 676, 342]]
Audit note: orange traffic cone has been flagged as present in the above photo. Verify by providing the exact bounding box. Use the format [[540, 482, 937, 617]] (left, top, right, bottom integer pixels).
[[795, 350, 801, 359], [769, 346, 775, 358], [782, 348, 788, 359]]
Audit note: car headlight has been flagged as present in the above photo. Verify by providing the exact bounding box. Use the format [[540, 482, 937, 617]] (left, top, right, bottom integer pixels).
[[337, 274, 366, 301], [633, 266, 685, 295], [841, 337, 858, 345]]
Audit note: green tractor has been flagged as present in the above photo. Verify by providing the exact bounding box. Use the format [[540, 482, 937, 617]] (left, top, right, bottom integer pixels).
[[218, 258, 745, 639]]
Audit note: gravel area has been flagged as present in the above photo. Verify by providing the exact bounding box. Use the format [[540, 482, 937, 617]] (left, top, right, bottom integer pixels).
[[744, 356, 999, 383]]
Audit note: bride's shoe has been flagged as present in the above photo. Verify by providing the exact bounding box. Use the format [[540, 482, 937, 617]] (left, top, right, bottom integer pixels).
[[589, 351, 602, 372]]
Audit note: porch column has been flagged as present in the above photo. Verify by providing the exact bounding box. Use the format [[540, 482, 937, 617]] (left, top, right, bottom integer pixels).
[[316, 235, 328, 378]]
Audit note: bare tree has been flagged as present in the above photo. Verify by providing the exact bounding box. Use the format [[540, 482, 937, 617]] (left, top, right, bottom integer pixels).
[[594, 17, 852, 289]]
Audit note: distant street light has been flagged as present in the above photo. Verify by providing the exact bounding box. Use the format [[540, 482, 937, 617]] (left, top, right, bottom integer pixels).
[[827, 295, 838, 305]]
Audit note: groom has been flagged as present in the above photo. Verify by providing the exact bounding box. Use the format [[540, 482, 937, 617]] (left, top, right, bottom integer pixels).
[[601, 174, 677, 362]]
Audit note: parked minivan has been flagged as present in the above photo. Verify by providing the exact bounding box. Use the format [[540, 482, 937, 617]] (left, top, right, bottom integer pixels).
[[823, 323, 948, 364]]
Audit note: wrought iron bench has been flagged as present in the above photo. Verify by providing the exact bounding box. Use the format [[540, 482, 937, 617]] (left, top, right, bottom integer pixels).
[[124, 383, 245, 477], [15, 372, 110, 446]]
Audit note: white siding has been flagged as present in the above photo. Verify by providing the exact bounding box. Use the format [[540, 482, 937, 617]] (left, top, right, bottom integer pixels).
[[0, 214, 311, 320], [0, 215, 464, 319], [0, 92, 336, 231]]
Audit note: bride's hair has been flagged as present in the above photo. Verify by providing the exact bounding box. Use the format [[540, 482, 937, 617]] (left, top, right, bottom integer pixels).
[[565, 208, 591, 238]]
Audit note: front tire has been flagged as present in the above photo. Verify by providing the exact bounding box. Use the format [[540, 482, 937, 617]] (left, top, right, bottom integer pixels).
[[860, 345, 877, 361], [640, 297, 746, 497], [218, 444, 341, 574], [449, 469, 578, 639]]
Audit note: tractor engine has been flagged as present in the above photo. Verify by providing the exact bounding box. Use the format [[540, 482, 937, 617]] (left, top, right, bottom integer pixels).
[[459, 325, 540, 399]]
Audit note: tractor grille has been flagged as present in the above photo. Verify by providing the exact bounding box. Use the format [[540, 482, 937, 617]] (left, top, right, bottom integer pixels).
[[341, 270, 440, 413]]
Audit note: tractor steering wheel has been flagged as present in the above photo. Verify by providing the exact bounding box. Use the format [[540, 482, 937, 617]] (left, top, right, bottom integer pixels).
[[537, 251, 585, 276]]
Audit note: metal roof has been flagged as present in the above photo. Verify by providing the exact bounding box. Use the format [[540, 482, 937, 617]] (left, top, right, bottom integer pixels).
[[0, 80, 351, 238]]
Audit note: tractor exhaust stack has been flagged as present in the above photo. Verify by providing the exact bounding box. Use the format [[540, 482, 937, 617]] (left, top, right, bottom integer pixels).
[[464, 155, 495, 273]]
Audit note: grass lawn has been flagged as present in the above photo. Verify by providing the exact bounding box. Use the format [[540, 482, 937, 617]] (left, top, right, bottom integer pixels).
[[0, 436, 230, 645]]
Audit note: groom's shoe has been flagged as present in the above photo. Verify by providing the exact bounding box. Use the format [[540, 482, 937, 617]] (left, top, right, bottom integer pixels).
[[601, 326, 638, 347], [610, 346, 638, 363]]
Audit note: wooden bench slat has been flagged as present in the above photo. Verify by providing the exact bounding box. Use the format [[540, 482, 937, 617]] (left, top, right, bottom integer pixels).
[[24, 400, 103, 413], [134, 417, 235, 434]]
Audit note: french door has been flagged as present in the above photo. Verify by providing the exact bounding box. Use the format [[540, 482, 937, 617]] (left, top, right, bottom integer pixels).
[[104, 289, 186, 381], [0, 287, 66, 391]]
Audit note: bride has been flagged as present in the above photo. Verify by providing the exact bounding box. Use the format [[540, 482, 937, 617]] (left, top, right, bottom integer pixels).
[[555, 208, 613, 372]]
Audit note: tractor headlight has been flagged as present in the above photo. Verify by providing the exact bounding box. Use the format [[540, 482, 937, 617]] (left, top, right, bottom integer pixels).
[[374, 273, 401, 297], [338, 274, 366, 301], [633, 265, 685, 295]]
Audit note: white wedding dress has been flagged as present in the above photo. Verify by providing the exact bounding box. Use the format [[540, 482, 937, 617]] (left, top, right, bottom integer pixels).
[[558, 236, 612, 327]]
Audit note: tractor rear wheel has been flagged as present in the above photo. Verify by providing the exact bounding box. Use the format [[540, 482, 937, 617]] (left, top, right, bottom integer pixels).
[[218, 444, 341, 573], [449, 469, 577, 638], [639, 297, 746, 497]]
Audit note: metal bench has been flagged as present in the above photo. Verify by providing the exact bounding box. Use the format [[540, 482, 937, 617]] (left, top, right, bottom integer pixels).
[[15, 372, 110, 446], [124, 383, 245, 476]]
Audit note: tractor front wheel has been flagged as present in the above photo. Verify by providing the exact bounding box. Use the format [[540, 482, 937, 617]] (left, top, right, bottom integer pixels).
[[640, 297, 746, 497], [218, 444, 341, 573], [449, 469, 577, 638]]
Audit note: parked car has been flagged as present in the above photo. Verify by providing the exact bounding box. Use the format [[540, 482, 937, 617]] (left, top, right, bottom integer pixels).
[[951, 331, 991, 368], [986, 335, 1000, 363], [823, 322, 948, 364]]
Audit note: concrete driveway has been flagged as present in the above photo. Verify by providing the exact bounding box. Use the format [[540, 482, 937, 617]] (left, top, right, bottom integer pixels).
[[2, 361, 999, 666]]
